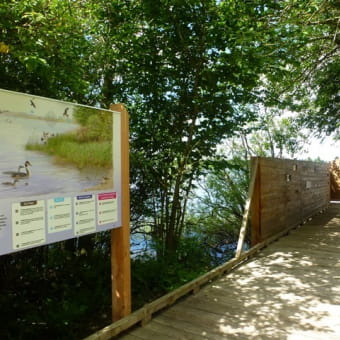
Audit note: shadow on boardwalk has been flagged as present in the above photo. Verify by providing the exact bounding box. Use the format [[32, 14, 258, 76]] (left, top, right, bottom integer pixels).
[[120, 204, 340, 340]]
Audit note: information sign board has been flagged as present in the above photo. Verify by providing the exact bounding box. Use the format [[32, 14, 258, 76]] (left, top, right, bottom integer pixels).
[[0, 89, 122, 255]]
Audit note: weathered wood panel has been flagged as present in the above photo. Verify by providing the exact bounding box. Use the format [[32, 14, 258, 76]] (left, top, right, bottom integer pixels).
[[331, 159, 340, 200], [251, 157, 330, 244]]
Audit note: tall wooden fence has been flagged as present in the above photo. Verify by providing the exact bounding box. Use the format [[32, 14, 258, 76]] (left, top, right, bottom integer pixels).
[[251, 157, 330, 245], [330, 159, 340, 201]]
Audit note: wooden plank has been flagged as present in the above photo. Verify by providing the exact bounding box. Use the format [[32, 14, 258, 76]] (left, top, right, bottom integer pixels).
[[261, 183, 291, 192], [124, 325, 174, 340], [153, 317, 208, 340], [250, 158, 261, 245], [181, 289, 328, 324], [273, 240, 340, 252], [149, 319, 207, 340], [118, 334, 143, 340], [180, 295, 260, 317], [110, 104, 131, 322], [272, 233, 340, 245], [260, 214, 286, 225], [260, 205, 287, 215], [163, 304, 227, 327], [161, 305, 250, 339], [254, 157, 330, 243], [155, 314, 242, 340], [236, 158, 258, 257]]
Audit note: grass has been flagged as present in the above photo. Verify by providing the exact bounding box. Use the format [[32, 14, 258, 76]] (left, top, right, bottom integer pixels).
[[26, 133, 112, 168]]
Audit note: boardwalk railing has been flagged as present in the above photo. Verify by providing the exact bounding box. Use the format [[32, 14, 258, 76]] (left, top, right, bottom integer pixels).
[[85, 156, 331, 339], [250, 157, 330, 245]]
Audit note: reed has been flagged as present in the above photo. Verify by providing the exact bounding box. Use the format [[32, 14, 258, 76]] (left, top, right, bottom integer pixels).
[[26, 133, 112, 168]]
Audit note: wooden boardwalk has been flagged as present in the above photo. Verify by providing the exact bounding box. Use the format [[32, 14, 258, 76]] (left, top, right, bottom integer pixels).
[[119, 203, 340, 339]]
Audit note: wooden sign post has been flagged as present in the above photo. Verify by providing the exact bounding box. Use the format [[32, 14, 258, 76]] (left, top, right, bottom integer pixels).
[[110, 103, 131, 321]]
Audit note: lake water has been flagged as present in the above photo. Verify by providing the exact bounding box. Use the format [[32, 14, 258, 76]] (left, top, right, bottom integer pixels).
[[0, 113, 107, 200]]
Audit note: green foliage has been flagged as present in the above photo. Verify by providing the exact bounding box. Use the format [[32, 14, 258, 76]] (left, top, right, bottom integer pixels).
[[73, 106, 97, 126], [189, 156, 249, 263], [0, 0, 99, 102], [26, 133, 112, 168], [86, 115, 112, 142], [0, 237, 112, 339], [246, 111, 308, 158], [305, 59, 340, 137], [73, 107, 113, 142], [0, 232, 213, 338], [257, 0, 340, 137], [131, 235, 212, 309]]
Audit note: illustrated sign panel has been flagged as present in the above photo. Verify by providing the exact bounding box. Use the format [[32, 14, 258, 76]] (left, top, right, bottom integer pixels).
[[0, 89, 122, 255]]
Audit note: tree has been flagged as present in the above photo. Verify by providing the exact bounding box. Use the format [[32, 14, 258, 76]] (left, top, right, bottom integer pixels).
[[189, 156, 249, 264], [0, 0, 98, 102], [95, 0, 285, 256], [305, 58, 340, 137], [256, 0, 340, 137], [243, 110, 309, 159]]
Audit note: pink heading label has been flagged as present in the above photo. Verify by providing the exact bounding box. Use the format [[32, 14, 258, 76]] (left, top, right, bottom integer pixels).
[[98, 192, 117, 200]]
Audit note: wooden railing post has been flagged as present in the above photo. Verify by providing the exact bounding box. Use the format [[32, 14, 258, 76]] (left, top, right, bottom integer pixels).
[[235, 157, 259, 257], [330, 159, 340, 201], [110, 103, 131, 321], [250, 157, 261, 246]]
